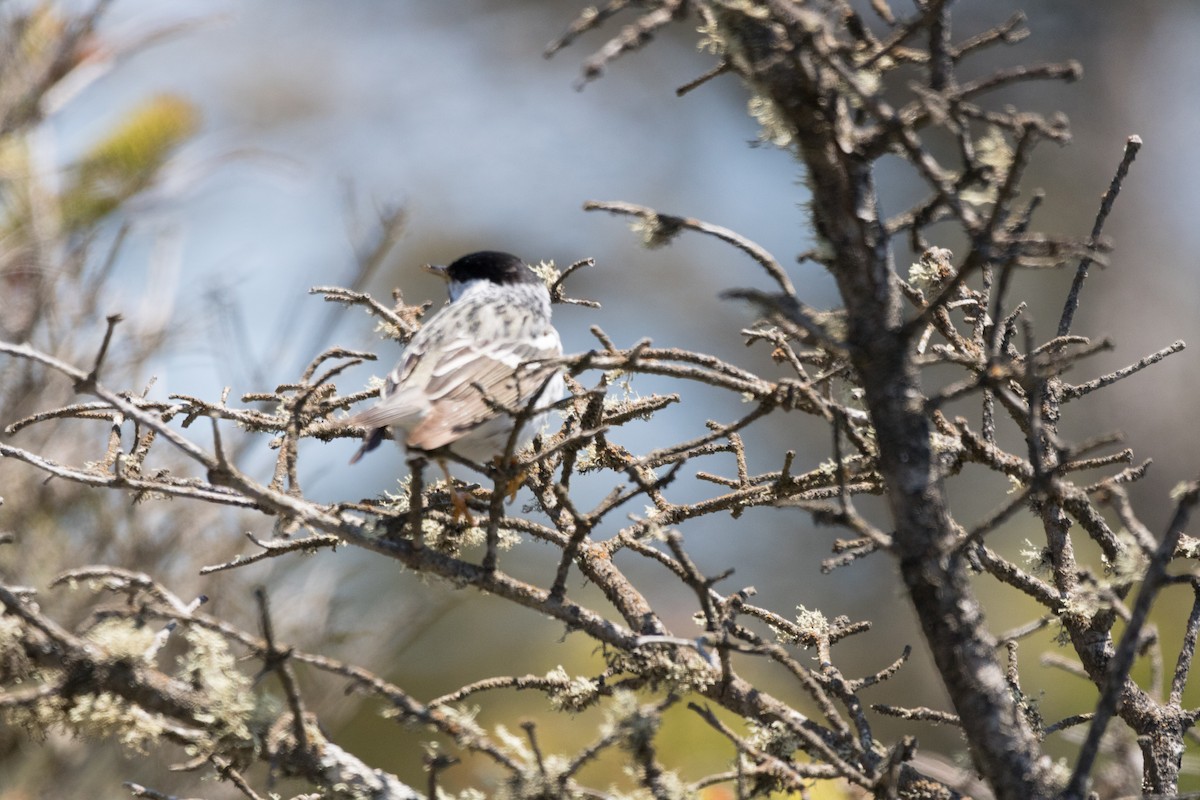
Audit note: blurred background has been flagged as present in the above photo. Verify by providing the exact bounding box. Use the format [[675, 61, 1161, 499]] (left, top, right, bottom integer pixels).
[[4, 0, 1200, 796]]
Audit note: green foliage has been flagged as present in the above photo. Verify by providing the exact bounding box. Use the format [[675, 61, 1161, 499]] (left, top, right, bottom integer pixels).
[[60, 93, 199, 231]]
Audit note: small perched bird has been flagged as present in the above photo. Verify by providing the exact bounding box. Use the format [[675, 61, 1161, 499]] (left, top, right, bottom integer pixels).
[[347, 251, 565, 480]]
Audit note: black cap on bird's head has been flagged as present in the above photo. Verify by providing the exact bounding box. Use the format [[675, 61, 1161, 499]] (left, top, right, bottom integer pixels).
[[424, 251, 539, 287]]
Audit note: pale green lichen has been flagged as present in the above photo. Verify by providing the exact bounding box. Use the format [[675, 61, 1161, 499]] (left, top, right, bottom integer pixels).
[[637, 510, 668, 542], [610, 768, 688, 800], [85, 618, 158, 661], [746, 718, 801, 758], [380, 475, 522, 555], [176, 626, 254, 745], [961, 127, 1014, 207], [1019, 538, 1054, 578], [1060, 584, 1106, 624], [373, 315, 412, 343], [842, 67, 882, 109], [794, 605, 829, 635], [3, 694, 62, 739], [1, 628, 169, 751], [414, 703, 486, 740], [1177, 535, 1200, 559], [529, 259, 560, 288], [930, 430, 961, 462], [572, 441, 599, 472], [1103, 529, 1146, 582], [494, 756, 573, 800], [717, 0, 771, 19], [545, 665, 602, 713], [696, 15, 725, 55], [494, 722, 533, 762], [908, 247, 955, 291], [65, 691, 165, 754], [908, 258, 940, 290], [1045, 757, 1074, 791], [379, 473, 414, 512], [603, 392, 650, 419], [748, 94, 794, 147], [488, 722, 579, 800], [0, 614, 33, 680], [600, 689, 659, 750], [630, 213, 683, 249], [1170, 480, 1195, 500], [607, 649, 714, 695], [447, 518, 521, 554]]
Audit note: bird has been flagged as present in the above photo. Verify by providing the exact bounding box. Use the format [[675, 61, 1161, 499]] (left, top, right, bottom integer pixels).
[[346, 251, 565, 513]]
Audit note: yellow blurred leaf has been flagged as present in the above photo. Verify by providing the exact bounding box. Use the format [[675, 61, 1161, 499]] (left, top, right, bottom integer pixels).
[[60, 93, 199, 230], [79, 93, 198, 177]]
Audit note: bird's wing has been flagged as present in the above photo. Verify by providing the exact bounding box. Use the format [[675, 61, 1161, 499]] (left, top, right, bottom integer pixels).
[[342, 346, 428, 433], [405, 330, 562, 452]]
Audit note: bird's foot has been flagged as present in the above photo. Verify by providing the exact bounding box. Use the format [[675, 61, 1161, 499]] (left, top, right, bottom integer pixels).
[[491, 457, 527, 502], [434, 459, 476, 524], [449, 485, 475, 525], [505, 472, 527, 503]]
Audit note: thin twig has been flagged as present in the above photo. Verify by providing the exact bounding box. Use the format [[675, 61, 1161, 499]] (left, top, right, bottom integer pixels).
[[1064, 481, 1200, 798], [1057, 135, 1143, 337], [584, 200, 796, 296]]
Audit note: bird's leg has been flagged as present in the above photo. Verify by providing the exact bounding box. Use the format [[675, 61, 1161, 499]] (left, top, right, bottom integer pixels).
[[492, 456, 527, 503], [438, 459, 475, 524]]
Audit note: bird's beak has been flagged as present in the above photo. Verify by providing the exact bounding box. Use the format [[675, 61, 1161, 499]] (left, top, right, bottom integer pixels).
[[422, 263, 449, 280]]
